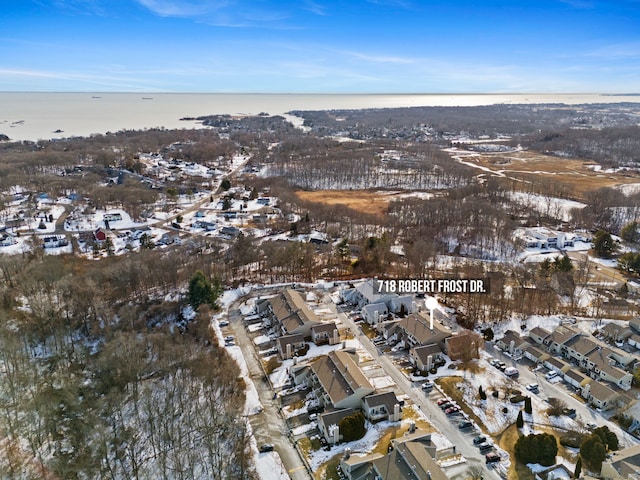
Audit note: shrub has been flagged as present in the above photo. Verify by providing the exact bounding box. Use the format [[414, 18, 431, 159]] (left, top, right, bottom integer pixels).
[[339, 411, 366, 442], [514, 433, 558, 466]]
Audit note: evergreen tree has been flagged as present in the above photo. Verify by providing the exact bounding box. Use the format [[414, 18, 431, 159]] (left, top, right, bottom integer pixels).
[[593, 230, 616, 258], [620, 220, 640, 243], [188, 270, 221, 310], [524, 396, 532, 414], [574, 456, 582, 478], [516, 410, 524, 428]]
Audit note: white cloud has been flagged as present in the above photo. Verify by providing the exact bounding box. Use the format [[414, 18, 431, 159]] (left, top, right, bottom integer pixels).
[[303, 0, 327, 16], [135, 0, 231, 17]]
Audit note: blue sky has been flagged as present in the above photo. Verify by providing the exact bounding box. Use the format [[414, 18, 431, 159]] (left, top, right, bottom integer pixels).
[[1, 0, 639, 93]]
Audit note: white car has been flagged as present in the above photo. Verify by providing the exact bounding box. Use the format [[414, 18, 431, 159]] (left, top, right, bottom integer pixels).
[[526, 383, 539, 392], [545, 371, 558, 380]]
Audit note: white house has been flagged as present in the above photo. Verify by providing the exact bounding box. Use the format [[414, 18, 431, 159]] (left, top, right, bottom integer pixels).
[[362, 302, 388, 325]]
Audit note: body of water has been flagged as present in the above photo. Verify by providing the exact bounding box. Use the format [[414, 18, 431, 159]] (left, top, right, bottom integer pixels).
[[1, 92, 639, 142]]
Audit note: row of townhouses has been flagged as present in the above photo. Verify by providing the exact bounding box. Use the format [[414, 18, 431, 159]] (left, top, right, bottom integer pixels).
[[497, 321, 640, 410]]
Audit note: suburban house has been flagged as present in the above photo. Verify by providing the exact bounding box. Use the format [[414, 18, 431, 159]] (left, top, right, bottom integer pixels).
[[265, 289, 321, 338], [310, 322, 340, 346], [387, 295, 415, 316], [342, 279, 395, 309], [562, 335, 598, 365], [629, 333, 640, 349], [599, 322, 633, 343], [445, 330, 483, 361], [317, 408, 355, 445], [600, 443, 640, 479], [305, 350, 375, 410], [563, 369, 591, 390], [582, 381, 620, 410], [0, 232, 15, 247], [43, 235, 69, 248], [219, 225, 241, 238], [361, 391, 402, 423], [594, 362, 633, 390], [382, 312, 452, 350], [339, 429, 448, 480], [93, 227, 112, 243], [496, 330, 530, 358], [543, 356, 571, 376], [362, 302, 389, 325], [528, 326, 551, 346], [533, 464, 574, 480], [277, 333, 306, 360], [629, 317, 640, 334], [543, 324, 580, 354], [523, 345, 550, 364], [410, 343, 446, 374]]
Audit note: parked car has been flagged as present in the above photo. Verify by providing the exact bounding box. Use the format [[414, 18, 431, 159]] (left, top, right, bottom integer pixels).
[[526, 383, 539, 393], [219, 320, 229, 327], [504, 367, 519, 377], [421, 380, 434, 390], [545, 370, 558, 380], [586, 422, 598, 430], [439, 402, 455, 410], [486, 452, 500, 464], [436, 397, 452, 406], [458, 421, 473, 430], [259, 444, 274, 453], [472, 435, 487, 445], [478, 442, 494, 453], [445, 406, 461, 415]]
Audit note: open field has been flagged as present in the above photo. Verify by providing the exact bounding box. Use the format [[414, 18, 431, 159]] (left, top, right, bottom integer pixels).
[[464, 149, 640, 199], [295, 189, 392, 216]]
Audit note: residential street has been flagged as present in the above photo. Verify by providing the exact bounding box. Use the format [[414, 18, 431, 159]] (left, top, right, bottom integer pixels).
[[227, 293, 313, 480], [324, 295, 501, 480]]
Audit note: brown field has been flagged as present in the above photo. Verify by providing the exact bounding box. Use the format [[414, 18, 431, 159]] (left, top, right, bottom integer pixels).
[[470, 149, 640, 199], [294, 189, 392, 216]]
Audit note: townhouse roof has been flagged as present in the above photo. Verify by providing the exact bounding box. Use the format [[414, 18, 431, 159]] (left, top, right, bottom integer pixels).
[[277, 333, 305, 350], [363, 391, 399, 414], [499, 329, 530, 348], [340, 430, 447, 480], [524, 345, 550, 361], [411, 343, 443, 365], [394, 312, 451, 346], [269, 289, 319, 332], [598, 361, 630, 381], [318, 408, 355, 430], [547, 356, 571, 371], [588, 380, 619, 401], [311, 322, 338, 335], [600, 322, 632, 339], [629, 317, 640, 334], [354, 279, 393, 304], [529, 326, 551, 341], [311, 350, 373, 405], [545, 325, 579, 346], [565, 369, 589, 384], [585, 345, 616, 369], [564, 335, 599, 357], [606, 444, 640, 479]]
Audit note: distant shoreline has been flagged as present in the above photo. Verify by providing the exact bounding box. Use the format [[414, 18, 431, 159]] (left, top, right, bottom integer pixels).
[[2, 92, 640, 142]]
